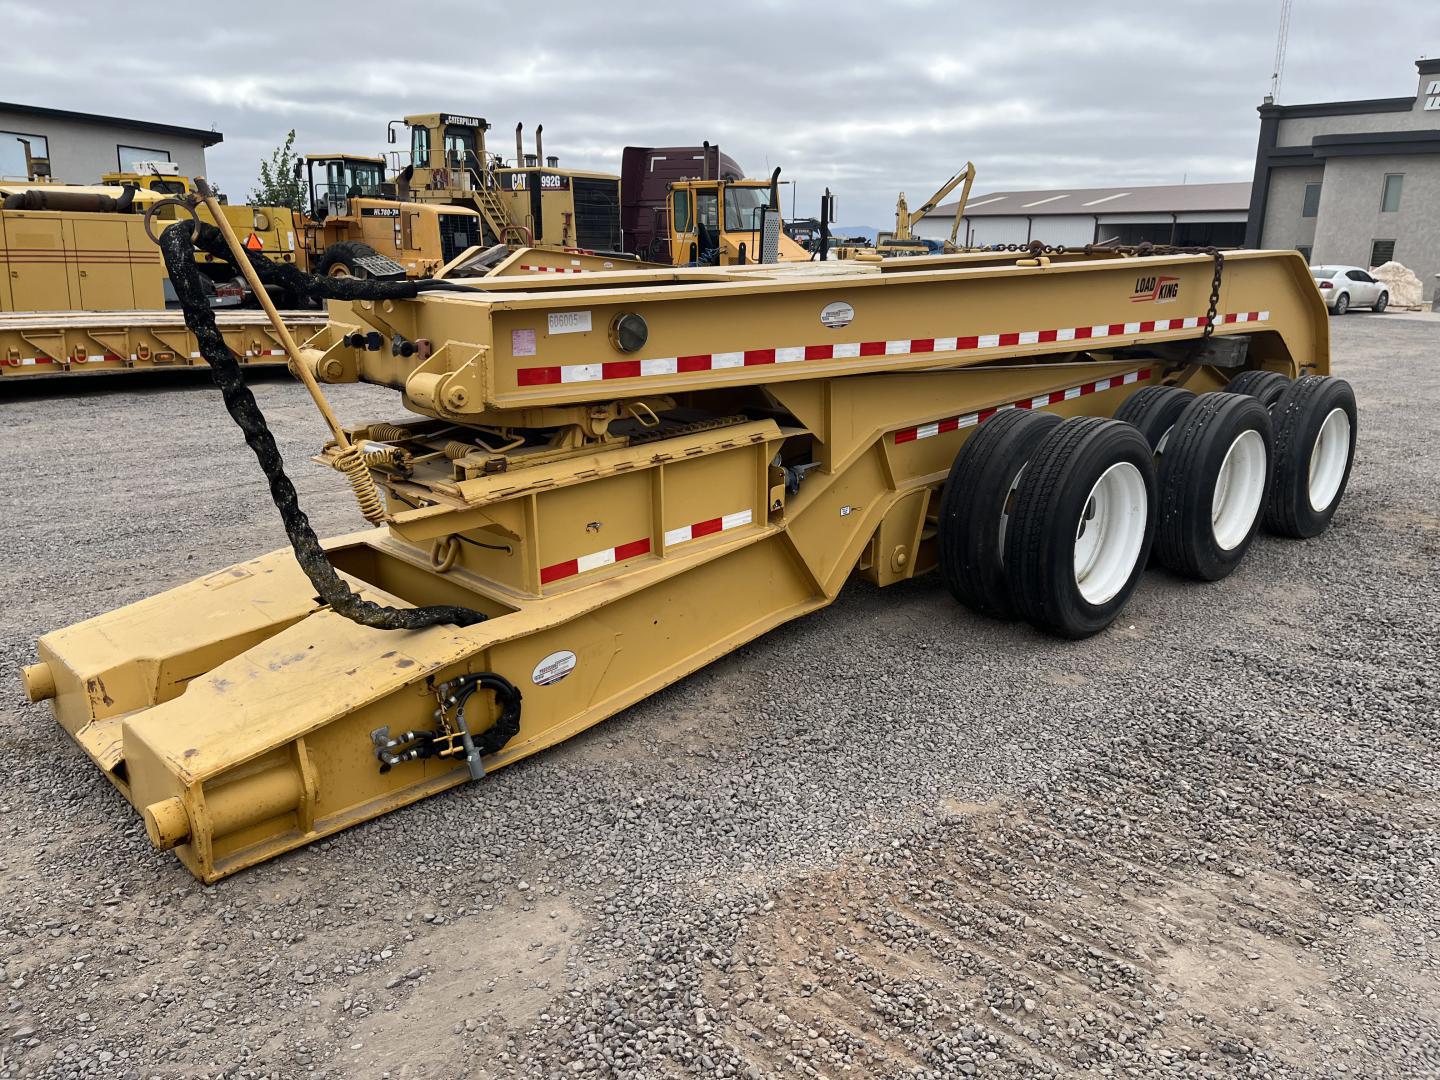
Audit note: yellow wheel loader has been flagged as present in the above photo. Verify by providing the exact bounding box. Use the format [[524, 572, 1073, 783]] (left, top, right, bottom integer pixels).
[[297, 154, 486, 283]]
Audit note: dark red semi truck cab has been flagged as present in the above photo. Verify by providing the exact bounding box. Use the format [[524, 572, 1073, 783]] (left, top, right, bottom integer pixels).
[[620, 145, 745, 261]]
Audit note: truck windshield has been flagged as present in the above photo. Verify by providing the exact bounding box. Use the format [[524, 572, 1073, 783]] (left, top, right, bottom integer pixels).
[[724, 185, 770, 231]]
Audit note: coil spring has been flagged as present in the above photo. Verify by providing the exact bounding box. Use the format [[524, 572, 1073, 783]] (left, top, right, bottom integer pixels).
[[334, 445, 387, 525], [369, 423, 413, 442], [444, 440, 476, 460], [362, 448, 400, 468]]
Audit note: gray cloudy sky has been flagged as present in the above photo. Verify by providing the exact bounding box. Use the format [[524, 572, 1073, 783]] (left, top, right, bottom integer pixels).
[[7, 0, 1438, 225]]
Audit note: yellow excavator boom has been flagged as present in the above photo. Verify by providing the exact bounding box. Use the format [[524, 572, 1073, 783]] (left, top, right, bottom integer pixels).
[[895, 162, 976, 243]]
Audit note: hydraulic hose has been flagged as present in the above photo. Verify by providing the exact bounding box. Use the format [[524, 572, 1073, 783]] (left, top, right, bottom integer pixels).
[[157, 219, 486, 630]]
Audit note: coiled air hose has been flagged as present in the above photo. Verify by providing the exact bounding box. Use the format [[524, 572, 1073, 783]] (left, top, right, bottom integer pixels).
[[157, 218, 486, 630]]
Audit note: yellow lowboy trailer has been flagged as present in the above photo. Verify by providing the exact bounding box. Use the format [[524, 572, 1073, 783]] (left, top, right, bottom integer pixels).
[[0, 309, 324, 378], [22, 242, 1353, 882]]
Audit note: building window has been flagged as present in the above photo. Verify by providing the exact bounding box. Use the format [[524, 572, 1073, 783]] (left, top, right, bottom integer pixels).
[[1370, 239, 1396, 267], [1380, 174, 1403, 213], [117, 145, 171, 172], [1, 131, 49, 177], [1301, 182, 1322, 218], [1296, 245, 1312, 262]]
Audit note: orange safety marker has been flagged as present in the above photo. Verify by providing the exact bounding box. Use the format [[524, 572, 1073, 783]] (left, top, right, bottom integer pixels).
[[244, 232, 264, 251]]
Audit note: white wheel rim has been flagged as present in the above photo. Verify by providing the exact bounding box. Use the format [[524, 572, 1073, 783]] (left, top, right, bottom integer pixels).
[[1073, 462, 1147, 605], [1309, 408, 1350, 511], [998, 463, 1028, 554], [1211, 428, 1267, 550]]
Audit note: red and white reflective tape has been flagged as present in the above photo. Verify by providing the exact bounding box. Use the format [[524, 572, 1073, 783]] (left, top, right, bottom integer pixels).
[[4, 348, 285, 369], [517, 264, 585, 274], [895, 368, 1152, 444], [664, 508, 752, 548], [541, 508, 757, 585], [540, 537, 651, 585], [5, 353, 123, 367], [515, 311, 1269, 388]]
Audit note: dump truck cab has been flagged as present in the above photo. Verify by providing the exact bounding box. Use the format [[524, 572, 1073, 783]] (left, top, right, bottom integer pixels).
[[664, 176, 809, 266], [300, 153, 485, 279], [393, 113, 623, 252], [619, 144, 809, 266]]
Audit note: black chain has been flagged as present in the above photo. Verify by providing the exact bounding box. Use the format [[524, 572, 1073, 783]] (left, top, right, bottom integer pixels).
[[989, 240, 1224, 337], [156, 220, 488, 630]]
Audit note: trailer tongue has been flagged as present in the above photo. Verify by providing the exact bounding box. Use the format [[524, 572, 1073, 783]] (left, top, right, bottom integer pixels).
[[22, 221, 1346, 882]]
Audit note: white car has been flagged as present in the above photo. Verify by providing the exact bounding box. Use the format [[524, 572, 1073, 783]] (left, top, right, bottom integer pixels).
[[1311, 265, 1388, 315]]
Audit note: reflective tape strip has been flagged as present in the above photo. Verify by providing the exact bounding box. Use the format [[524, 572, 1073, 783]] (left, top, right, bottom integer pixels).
[[540, 537, 651, 585], [512, 313, 1263, 387], [663, 508, 753, 548], [894, 368, 1152, 444], [517, 264, 585, 274]]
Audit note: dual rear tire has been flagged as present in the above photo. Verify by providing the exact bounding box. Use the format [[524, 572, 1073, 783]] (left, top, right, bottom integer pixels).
[[936, 373, 1355, 639], [939, 412, 1157, 639]]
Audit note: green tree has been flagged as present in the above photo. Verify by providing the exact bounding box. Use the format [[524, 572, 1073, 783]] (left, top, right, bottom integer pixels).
[[250, 129, 305, 211]]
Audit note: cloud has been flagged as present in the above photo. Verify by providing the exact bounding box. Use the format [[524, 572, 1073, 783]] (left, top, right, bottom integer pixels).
[[7, 0, 1439, 225]]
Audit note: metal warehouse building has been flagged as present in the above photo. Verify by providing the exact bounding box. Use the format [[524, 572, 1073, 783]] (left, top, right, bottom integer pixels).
[[1247, 56, 1440, 302], [0, 102, 221, 184], [914, 182, 1251, 249]]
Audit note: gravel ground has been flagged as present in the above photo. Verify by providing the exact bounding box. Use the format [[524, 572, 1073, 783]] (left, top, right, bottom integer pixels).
[[0, 314, 1436, 1079]]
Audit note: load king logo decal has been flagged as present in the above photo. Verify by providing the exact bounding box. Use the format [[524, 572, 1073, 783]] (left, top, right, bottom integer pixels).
[[1131, 275, 1180, 304]]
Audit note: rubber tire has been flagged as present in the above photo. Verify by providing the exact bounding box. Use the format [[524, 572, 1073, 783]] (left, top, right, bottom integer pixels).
[[937, 409, 1064, 618], [1114, 385, 1196, 456], [1004, 418, 1156, 639], [1331, 292, 1349, 316], [1373, 290, 1388, 313], [1154, 393, 1273, 581], [1224, 370, 1290, 410], [1263, 375, 1358, 539], [318, 240, 380, 278]]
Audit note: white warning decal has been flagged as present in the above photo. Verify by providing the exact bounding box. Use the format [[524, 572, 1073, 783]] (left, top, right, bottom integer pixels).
[[532, 650, 577, 686], [512, 328, 537, 356], [820, 300, 854, 329]]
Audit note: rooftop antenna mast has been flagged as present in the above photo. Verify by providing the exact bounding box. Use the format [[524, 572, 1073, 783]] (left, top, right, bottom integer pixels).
[[1265, 0, 1293, 104]]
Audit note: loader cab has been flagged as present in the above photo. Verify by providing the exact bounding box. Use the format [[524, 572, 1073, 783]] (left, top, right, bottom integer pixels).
[[304, 154, 387, 220], [397, 112, 489, 192], [664, 178, 809, 267]]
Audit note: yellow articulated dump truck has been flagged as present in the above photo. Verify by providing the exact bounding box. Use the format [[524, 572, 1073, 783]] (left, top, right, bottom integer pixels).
[[0, 181, 321, 378], [22, 220, 1354, 881]]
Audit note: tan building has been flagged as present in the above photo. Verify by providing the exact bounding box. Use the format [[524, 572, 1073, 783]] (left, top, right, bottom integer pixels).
[[1247, 56, 1440, 302]]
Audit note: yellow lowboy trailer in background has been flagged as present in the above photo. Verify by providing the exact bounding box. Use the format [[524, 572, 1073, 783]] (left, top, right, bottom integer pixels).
[[23, 245, 1346, 882], [0, 309, 325, 377]]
